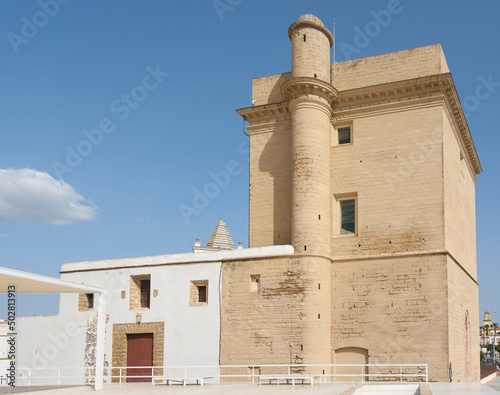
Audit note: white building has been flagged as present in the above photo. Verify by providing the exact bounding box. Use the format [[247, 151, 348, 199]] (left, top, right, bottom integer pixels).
[[480, 311, 500, 360]]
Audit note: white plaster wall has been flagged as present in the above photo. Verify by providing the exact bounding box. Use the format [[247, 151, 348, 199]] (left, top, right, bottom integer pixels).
[[59, 261, 223, 377], [17, 313, 89, 385]]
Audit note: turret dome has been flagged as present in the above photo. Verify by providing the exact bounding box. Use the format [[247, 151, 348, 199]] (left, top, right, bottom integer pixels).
[[297, 14, 325, 27]]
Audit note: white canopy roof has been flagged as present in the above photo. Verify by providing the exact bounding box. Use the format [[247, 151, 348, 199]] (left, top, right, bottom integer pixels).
[[0, 266, 106, 391], [0, 266, 104, 294]]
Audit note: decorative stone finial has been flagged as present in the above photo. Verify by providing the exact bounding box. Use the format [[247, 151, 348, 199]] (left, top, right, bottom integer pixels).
[[194, 236, 201, 247]]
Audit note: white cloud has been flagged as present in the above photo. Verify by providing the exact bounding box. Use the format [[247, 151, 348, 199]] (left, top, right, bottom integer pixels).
[[0, 168, 98, 225]]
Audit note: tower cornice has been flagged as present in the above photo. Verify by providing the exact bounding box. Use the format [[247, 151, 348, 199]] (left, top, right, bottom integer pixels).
[[236, 102, 289, 123], [334, 73, 482, 175], [281, 77, 338, 105]]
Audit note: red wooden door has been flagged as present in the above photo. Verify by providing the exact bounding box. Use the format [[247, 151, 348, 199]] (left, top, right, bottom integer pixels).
[[127, 333, 153, 382]]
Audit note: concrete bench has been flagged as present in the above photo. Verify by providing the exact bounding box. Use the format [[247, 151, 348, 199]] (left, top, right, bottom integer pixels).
[[152, 376, 213, 386], [258, 374, 317, 385]]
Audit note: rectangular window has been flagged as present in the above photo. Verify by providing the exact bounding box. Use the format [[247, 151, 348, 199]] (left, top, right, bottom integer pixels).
[[130, 275, 151, 310], [338, 127, 351, 145], [190, 280, 208, 306], [340, 199, 355, 235], [197, 285, 207, 303], [251, 275, 261, 292], [140, 279, 150, 308], [86, 293, 94, 309]]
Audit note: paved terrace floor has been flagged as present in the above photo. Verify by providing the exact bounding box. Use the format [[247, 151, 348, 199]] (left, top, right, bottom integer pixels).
[[0, 375, 499, 394]]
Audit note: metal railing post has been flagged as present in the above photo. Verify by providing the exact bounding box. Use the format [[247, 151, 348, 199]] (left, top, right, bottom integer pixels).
[[119, 367, 122, 384], [57, 369, 61, 385], [400, 364, 402, 382], [28, 369, 31, 386]]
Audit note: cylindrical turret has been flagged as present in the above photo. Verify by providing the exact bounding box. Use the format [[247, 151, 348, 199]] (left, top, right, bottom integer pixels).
[[289, 14, 333, 83], [282, 14, 337, 258]]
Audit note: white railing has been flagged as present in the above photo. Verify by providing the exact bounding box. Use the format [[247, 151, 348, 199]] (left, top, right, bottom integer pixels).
[[17, 363, 428, 386]]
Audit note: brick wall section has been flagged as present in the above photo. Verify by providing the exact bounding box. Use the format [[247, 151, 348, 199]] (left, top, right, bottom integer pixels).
[[220, 256, 331, 373], [111, 322, 164, 382], [447, 256, 480, 382], [331, 254, 449, 381], [330, 105, 445, 259], [333, 44, 449, 91]]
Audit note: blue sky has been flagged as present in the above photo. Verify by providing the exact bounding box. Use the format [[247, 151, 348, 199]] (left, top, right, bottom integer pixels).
[[0, 0, 498, 324]]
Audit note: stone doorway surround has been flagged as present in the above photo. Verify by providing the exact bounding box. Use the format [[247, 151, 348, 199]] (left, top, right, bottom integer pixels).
[[112, 322, 164, 382]]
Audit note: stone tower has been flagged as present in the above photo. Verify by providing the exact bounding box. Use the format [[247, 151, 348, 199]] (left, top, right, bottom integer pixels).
[[229, 13, 481, 382], [282, 14, 337, 257]]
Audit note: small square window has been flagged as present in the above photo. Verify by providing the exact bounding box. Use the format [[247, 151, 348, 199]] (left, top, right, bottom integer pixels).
[[190, 280, 208, 306], [251, 275, 261, 292], [338, 127, 351, 145], [340, 199, 356, 235]]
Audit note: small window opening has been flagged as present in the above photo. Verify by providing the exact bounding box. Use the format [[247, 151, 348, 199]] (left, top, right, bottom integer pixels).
[[140, 279, 150, 308], [300, 344, 303, 351], [314, 73, 317, 78], [86, 294, 94, 309], [318, 283, 321, 290], [304, 245, 307, 251], [190, 280, 209, 306], [340, 199, 355, 235], [130, 275, 151, 310], [303, 34, 306, 42], [318, 313, 321, 319], [251, 275, 261, 292], [197, 285, 207, 303], [338, 127, 351, 145], [318, 214, 321, 220]]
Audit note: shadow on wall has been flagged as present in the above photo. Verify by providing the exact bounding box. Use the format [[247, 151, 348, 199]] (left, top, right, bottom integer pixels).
[[259, 117, 292, 246], [267, 73, 291, 104]]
